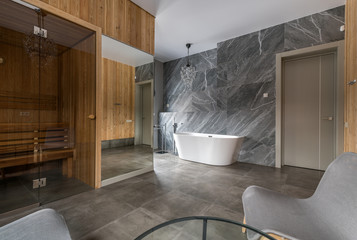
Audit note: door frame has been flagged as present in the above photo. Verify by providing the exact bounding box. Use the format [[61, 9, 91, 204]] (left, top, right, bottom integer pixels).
[[23, 0, 102, 188], [275, 41, 345, 168], [134, 79, 154, 147]]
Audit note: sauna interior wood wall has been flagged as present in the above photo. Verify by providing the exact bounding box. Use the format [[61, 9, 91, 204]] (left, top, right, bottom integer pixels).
[[345, 0, 357, 153], [102, 58, 135, 141], [0, 27, 59, 124], [38, 0, 155, 55]]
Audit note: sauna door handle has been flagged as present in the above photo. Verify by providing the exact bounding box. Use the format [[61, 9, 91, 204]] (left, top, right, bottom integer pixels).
[[88, 114, 96, 120], [348, 79, 356, 85]]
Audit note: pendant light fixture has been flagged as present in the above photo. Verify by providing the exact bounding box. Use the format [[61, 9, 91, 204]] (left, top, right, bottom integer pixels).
[[23, 9, 57, 66], [180, 43, 196, 90]]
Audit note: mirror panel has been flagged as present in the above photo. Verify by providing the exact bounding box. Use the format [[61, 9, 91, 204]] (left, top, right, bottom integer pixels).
[[101, 36, 154, 185]]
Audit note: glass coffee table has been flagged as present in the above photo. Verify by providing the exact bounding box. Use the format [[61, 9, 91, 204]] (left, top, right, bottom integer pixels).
[[135, 216, 276, 240]]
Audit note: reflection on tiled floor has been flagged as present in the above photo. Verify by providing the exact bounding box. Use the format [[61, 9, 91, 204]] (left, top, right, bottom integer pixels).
[[0, 169, 92, 214], [0, 153, 324, 239], [101, 145, 153, 180]]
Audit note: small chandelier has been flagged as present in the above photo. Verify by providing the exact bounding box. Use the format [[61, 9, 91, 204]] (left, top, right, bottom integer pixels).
[[23, 9, 57, 66], [180, 43, 196, 90]]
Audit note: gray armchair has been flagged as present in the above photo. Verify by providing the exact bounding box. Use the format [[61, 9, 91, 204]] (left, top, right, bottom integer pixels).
[[0, 209, 71, 240], [242, 152, 357, 240]]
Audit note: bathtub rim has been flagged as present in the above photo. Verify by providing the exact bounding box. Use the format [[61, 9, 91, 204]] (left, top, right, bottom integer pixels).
[[173, 132, 244, 139]]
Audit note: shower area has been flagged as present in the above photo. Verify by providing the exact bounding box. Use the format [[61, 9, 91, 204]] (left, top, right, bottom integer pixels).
[[0, 0, 98, 214]]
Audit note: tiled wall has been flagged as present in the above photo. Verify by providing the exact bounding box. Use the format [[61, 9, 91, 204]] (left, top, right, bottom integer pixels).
[[159, 6, 345, 166]]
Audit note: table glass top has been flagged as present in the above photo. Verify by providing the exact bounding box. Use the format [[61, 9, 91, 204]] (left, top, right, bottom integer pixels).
[[135, 216, 276, 240]]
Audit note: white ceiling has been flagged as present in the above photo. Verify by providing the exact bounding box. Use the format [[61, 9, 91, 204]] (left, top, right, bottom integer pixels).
[[131, 0, 345, 62], [102, 35, 153, 67]]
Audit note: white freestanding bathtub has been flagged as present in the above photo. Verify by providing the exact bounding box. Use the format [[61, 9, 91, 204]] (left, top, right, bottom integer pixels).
[[173, 132, 244, 166]]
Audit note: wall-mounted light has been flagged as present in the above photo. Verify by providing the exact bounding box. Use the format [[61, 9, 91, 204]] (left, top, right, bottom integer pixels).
[[0, 57, 4, 65]]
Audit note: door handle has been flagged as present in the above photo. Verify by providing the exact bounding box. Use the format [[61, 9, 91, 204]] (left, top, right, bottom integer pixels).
[[322, 116, 333, 121], [88, 114, 96, 120], [348, 80, 356, 85]]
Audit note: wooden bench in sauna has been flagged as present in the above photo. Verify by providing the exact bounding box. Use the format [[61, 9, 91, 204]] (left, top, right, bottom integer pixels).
[[0, 123, 74, 178]]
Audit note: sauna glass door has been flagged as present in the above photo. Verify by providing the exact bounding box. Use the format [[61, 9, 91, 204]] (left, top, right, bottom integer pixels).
[[0, 0, 97, 213], [37, 8, 97, 204], [0, 0, 42, 213]]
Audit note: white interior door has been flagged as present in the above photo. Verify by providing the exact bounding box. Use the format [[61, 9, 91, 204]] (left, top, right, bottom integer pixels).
[[283, 53, 336, 170]]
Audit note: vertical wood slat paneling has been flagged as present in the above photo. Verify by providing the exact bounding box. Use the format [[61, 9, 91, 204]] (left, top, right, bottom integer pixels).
[[102, 58, 135, 141], [0, 27, 59, 124], [124, 1, 155, 54], [38, 0, 155, 55], [345, 0, 357, 153]]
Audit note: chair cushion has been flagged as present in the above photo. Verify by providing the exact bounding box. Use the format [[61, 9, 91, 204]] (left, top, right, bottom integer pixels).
[[0, 209, 71, 240]]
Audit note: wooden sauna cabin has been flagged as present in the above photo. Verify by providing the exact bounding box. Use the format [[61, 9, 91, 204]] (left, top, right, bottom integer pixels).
[[0, 0, 101, 196]]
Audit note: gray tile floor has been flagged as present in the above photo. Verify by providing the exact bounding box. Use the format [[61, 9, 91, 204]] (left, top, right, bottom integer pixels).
[[101, 145, 153, 180], [0, 153, 324, 239], [0, 167, 92, 214]]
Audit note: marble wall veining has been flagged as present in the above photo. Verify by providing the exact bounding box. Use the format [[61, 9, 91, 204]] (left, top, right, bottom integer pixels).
[[284, 7, 345, 51], [135, 62, 154, 83], [159, 6, 345, 166]]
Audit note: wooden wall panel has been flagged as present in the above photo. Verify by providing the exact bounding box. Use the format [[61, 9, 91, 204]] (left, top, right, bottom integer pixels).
[[103, 0, 126, 41], [102, 58, 135, 141], [345, 0, 357, 153], [125, 1, 155, 54], [38, 0, 155, 55]]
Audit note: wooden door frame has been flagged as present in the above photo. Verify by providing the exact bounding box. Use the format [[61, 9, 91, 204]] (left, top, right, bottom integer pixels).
[[134, 79, 154, 147], [23, 0, 102, 188], [276, 41, 345, 168]]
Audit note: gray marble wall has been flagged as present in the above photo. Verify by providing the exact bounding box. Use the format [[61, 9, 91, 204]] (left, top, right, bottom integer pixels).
[[136, 62, 154, 83], [159, 6, 345, 166], [153, 60, 164, 149]]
